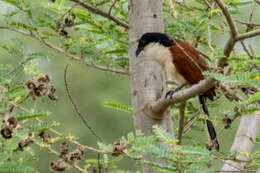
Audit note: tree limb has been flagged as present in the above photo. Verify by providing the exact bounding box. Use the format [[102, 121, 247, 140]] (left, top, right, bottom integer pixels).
[[236, 29, 260, 40], [70, 0, 129, 29], [221, 111, 260, 172], [145, 78, 216, 119], [215, 0, 260, 58], [177, 102, 186, 145]]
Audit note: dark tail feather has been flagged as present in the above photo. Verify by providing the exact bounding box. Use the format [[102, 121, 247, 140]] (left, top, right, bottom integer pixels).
[[206, 119, 219, 150], [199, 94, 219, 151]]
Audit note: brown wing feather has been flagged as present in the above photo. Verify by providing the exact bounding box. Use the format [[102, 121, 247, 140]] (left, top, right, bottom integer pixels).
[[169, 40, 215, 100]]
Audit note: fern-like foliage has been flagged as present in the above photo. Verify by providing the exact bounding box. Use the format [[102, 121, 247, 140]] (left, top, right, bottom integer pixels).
[[103, 102, 133, 113]]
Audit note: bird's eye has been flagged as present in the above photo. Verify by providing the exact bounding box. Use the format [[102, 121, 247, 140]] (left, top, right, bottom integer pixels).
[[140, 40, 145, 45]]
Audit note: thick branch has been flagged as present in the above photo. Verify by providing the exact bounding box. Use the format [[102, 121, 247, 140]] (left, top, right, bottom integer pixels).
[[236, 29, 260, 40], [214, 0, 238, 37], [145, 78, 215, 118], [221, 111, 260, 172], [215, 0, 260, 57], [70, 0, 129, 29], [214, 0, 239, 57]]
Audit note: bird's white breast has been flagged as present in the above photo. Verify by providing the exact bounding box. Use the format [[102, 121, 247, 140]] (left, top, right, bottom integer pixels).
[[142, 43, 187, 85]]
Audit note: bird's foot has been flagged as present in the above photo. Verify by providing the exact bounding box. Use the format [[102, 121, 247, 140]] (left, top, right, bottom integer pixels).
[[165, 84, 186, 99]]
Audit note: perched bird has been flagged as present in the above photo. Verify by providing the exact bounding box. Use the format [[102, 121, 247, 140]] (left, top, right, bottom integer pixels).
[[136, 32, 219, 150]]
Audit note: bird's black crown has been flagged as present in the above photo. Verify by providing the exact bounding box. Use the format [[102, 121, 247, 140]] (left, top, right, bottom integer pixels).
[[136, 32, 173, 57]]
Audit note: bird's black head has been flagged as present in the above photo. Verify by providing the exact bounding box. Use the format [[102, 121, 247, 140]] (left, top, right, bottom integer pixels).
[[136, 32, 173, 57]]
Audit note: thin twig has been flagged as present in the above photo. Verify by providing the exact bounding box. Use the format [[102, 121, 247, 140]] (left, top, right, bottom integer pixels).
[[234, 19, 260, 27], [177, 102, 186, 145], [64, 64, 105, 143], [240, 40, 254, 59], [70, 0, 129, 29], [172, 0, 196, 11], [108, 0, 117, 16]]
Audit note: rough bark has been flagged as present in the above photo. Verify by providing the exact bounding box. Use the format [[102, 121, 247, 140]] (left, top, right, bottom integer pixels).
[[128, 0, 174, 172], [221, 111, 260, 172]]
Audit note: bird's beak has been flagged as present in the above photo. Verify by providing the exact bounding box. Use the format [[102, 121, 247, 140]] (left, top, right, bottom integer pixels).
[[136, 46, 143, 57]]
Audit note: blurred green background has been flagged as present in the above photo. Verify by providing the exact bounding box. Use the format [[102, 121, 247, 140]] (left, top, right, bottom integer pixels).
[[0, 1, 260, 172]]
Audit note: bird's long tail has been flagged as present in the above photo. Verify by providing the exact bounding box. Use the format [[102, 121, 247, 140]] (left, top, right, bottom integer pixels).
[[199, 94, 219, 151]]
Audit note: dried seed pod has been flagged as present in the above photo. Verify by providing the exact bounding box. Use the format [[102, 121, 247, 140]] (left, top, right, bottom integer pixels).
[[71, 13, 76, 19], [16, 138, 34, 151], [50, 160, 66, 172], [59, 29, 69, 38], [1, 126, 13, 139], [7, 117, 18, 129], [222, 115, 232, 129], [112, 140, 128, 156], [65, 148, 84, 164], [38, 75, 50, 83], [65, 18, 74, 27], [25, 80, 36, 90], [39, 131, 50, 143], [60, 142, 69, 158]]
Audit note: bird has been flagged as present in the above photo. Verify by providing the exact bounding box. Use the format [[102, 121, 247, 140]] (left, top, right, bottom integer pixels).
[[135, 32, 219, 151]]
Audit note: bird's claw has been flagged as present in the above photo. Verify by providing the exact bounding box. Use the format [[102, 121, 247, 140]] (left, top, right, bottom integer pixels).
[[165, 90, 176, 99]]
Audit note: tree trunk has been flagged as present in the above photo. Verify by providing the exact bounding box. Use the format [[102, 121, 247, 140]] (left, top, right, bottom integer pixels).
[[128, 0, 174, 172], [221, 111, 260, 172]]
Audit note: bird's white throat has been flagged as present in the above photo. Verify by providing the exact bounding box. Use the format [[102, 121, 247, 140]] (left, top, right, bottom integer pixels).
[[141, 42, 188, 85]]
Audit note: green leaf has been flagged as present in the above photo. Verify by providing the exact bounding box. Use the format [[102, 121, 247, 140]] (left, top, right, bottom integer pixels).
[[103, 102, 133, 113], [246, 91, 260, 105], [17, 113, 48, 121]]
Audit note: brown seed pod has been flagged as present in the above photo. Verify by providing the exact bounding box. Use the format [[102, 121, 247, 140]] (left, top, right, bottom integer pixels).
[[7, 117, 18, 129], [16, 138, 34, 151], [112, 140, 128, 156], [25, 80, 36, 90], [65, 18, 74, 27], [71, 13, 76, 19], [59, 29, 69, 38], [1, 126, 13, 139], [50, 160, 66, 172], [39, 131, 50, 143], [60, 142, 69, 158]]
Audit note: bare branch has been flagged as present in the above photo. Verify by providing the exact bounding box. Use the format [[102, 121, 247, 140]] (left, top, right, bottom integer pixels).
[[234, 19, 260, 27], [145, 78, 215, 119], [214, 0, 238, 37], [177, 102, 186, 145], [214, 0, 239, 57], [108, 0, 117, 16], [221, 111, 260, 172], [172, 0, 196, 11], [70, 0, 129, 29], [215, 0, 260, 57], [236, 29, 260, 40], [64, 64, 105, 143], [240, 40, 254, 59], [255, 0, 260, 5]]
